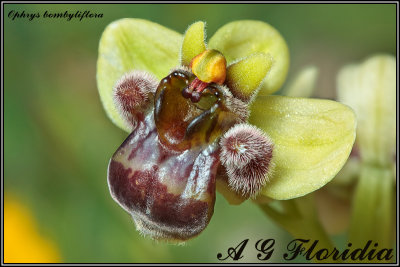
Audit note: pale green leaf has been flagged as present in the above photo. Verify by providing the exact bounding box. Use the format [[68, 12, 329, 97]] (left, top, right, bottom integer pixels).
[[337, 54, 396, 166], [249, 96, 356, 200], [225, 53, 273, 102], [209, 20, 289, 96], [97, 18, 182, 132], [180, 21, 206, 66]]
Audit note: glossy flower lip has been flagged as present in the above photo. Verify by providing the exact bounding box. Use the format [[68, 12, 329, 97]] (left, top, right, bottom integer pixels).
[[97, 18, 356, 202], [107, 118, 219, 241]]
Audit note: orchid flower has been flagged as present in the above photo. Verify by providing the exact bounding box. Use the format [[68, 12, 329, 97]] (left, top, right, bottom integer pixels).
[[283, 55, 395, 263], [96, 19, 356, 242], [337, 54, 395, 262]]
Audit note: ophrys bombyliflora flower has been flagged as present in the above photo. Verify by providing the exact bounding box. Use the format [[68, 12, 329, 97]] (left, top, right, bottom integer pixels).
[[97, 19, 356, 242]]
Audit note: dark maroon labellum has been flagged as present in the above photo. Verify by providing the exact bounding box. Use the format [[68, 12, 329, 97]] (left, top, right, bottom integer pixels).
[[108, 112, 220, 241], [108, 70, 242, 241]]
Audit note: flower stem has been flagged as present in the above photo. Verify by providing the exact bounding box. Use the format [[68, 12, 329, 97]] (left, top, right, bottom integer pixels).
[[348, 163, 395, 263]]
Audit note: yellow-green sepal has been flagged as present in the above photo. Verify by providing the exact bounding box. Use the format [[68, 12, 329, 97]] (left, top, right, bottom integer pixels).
[[209, 20, 289, 96], [97, 18, 182, 132], [249, 95, 356, 200], [180, 21, 207, 66], [225, 53, 273, 102], [337, 54, 395, 166]]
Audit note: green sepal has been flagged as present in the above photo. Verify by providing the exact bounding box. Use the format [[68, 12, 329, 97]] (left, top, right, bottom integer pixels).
[[209, 20, 289, 96], [97, 18, 182, 132], [249, 95, 356, 200]]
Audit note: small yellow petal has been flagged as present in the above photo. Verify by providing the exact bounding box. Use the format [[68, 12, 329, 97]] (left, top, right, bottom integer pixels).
[[180, 21, 207, 66], [225, 53, 273, 102]]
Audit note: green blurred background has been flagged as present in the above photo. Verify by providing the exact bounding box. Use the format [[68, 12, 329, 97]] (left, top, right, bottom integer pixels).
[[4, 3, 396, 263]]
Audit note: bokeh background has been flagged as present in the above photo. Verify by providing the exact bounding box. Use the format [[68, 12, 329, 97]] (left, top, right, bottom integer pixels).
[[4, 3, 396, 263]]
